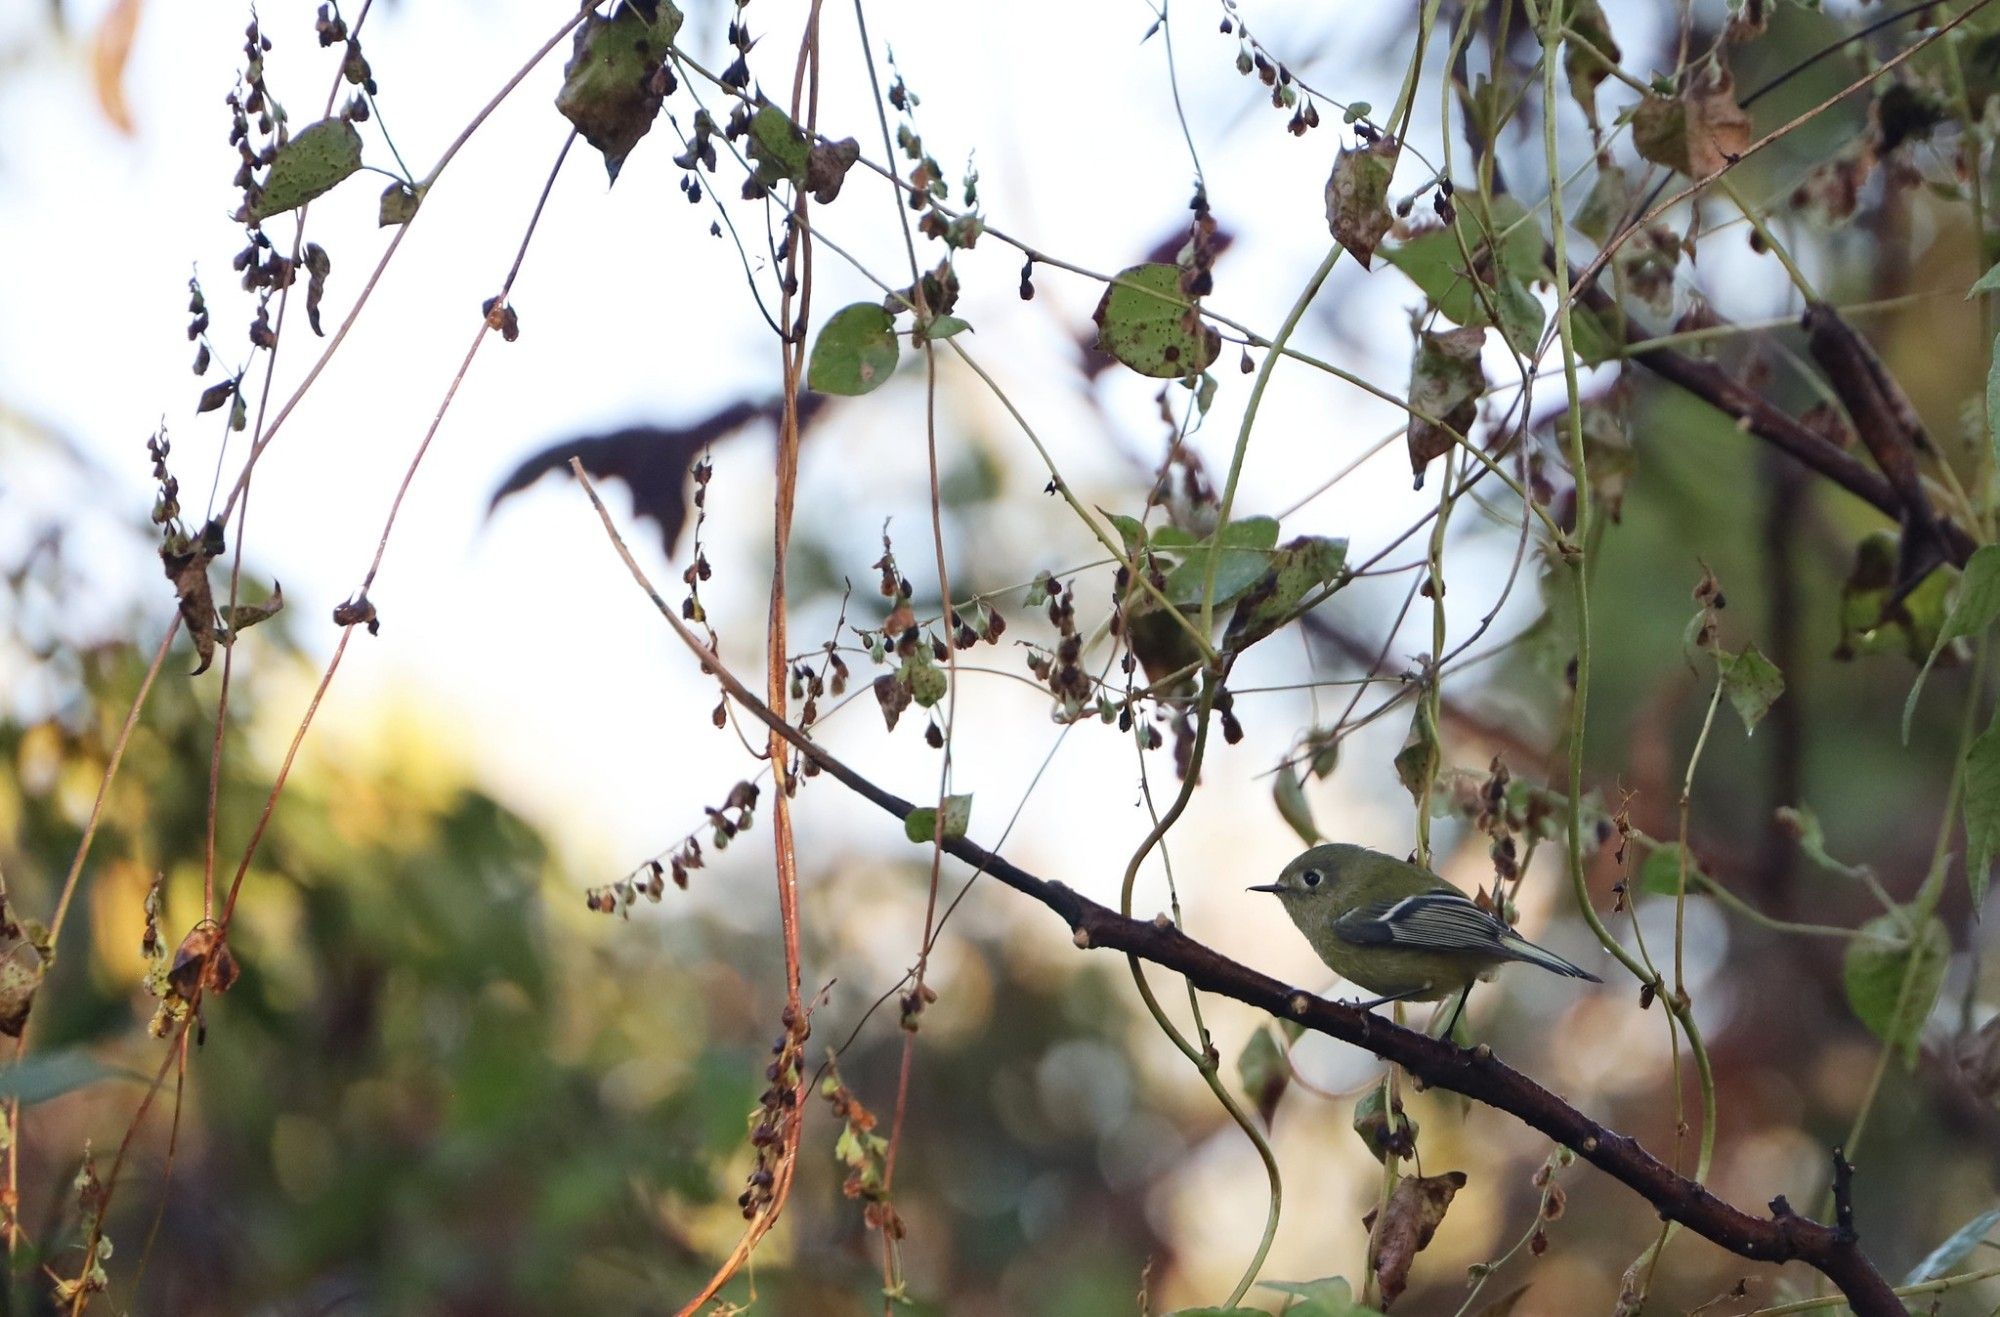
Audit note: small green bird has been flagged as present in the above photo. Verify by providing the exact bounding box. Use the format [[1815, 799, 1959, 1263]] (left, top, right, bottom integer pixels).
[[1249, 843, 1601, 1010]]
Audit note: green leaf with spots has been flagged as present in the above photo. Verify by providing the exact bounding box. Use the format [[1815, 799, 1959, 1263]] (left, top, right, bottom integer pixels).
[[1720, 644, 1784, 734], [901, 652, 947, 707], [1092, 263, 1220, 379], [808, 303, 900, 396], [248, 119, 363, 221], [1843, 908, 1947, 1069], [904, 794, 971, 844], [747, 104, 811, 189], [553, 2, 684, 182], [1325, 135, 1398, 268], [1407, 326, 1486, 484], [1225, 534, 1349, 652], [378, 180, 424, 227]]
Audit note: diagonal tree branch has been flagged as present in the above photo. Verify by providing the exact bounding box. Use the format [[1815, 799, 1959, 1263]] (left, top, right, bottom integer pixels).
[[572, 460, 1906, 1317]]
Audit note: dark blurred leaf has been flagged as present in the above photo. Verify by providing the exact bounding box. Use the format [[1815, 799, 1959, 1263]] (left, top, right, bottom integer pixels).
[[248, 118, 363, 221], [196, 377, 238, 414], [1843, 909, 1947, 1069], [1092, 263, 1219, 380], [1989, 329, 2000, 478], [303, 242, 331, 336], [0, 1049, 132, 1106], [1574, 163, 1632, 245], [161, 519, 225, 674], [1352, 1084, 1417, 1164], [221, 581, 283, 639], [1394, 700, 1441, 804], [1839, 529, 1950, 662], [490, 400, 814, 558], [808, 304, 899, 396], [1236, 1026, 1288, 1126], [1380, 195, 1541, 333], [554, 2, 684, 183], [1273, 768, 1318, 846], [1564, 0, 1620, 123]]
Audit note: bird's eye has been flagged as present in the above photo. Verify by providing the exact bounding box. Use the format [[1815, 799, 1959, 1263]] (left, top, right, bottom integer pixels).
[[1301, 869, 1323, 888]]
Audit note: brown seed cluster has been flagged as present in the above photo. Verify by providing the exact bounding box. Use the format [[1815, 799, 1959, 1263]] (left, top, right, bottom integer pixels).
[[741, 1004, 809, 1220]]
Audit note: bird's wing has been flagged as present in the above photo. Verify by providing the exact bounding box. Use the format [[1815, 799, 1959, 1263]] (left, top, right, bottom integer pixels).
[[1332, 889, 1514, 955]]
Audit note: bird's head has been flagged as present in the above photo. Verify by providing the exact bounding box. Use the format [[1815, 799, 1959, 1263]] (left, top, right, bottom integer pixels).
[[1247, 842, 1366, 913]]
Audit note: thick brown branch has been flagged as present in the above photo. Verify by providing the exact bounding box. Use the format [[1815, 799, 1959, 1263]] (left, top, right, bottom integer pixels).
[[573, 461, 1904, 1316], [795, 747, 1903, 1316]]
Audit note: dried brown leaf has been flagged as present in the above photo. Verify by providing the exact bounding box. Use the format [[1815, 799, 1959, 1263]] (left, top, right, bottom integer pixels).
[[1366, 1170, 1467, 1308], [168, 924, 239, 998]]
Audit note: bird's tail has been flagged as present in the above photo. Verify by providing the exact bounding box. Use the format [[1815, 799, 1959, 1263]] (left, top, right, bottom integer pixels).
[[1498, 931, 1601, 982]]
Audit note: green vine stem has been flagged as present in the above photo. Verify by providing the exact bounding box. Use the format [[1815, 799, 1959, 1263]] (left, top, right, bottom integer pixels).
[[1116, 676, 1282, 1309]]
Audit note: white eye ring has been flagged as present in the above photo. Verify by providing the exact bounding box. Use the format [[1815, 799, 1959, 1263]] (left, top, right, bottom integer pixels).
[[1301, 869, 1323, 888]]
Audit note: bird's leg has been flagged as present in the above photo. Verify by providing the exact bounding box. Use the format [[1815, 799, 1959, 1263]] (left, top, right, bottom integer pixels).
[[1345, 986, 1433, 1012], [1437, 983, 1474, 1040]]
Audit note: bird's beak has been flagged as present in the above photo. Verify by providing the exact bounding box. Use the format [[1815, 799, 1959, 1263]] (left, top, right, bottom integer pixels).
[[1245, 883, 1282, 894]]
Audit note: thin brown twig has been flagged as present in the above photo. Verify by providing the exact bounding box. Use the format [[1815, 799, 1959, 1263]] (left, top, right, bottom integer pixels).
[[672, 7, 827, 1312]]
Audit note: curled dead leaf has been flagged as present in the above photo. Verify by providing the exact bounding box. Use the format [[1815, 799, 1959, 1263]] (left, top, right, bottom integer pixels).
[[0, 943, 48, 1038], [1633, 69, 1749, 179], [1364, 1170, 1467, 1308], [168, 924, 240, 999]]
